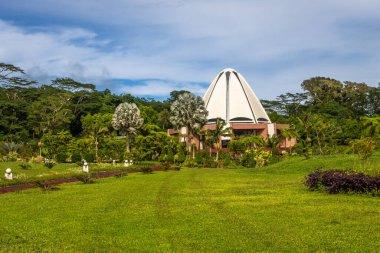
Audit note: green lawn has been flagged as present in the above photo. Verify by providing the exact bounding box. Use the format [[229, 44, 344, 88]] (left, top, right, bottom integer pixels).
[[0, 154, 379, 252]]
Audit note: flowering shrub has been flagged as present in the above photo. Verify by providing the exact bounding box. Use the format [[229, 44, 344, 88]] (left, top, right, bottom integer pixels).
[[305, 169, 380, 194], [241, 148, 271, 168]]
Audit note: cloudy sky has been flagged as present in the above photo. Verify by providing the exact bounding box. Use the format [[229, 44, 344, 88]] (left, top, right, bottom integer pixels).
[[0, 0, 379, 99]]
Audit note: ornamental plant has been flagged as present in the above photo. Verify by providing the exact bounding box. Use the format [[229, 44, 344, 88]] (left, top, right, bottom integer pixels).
[[305, 169, 380, 194], [241, 148, 271, 168]]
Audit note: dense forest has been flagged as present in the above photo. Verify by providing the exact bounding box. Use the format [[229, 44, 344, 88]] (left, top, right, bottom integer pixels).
[[0, 63, 379, 165]]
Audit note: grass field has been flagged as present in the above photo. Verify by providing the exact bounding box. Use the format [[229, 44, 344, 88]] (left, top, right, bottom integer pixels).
[[0, 154, 379, 252]]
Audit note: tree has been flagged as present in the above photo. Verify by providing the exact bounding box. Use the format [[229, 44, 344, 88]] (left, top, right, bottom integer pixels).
[[112, 102, 144, 153], [40, 130, 72, 159], [170, 92, 208, 158], [51, 78, 95, 92], [0, 63, 36, 89], [81, 113, 112, 162], [266, 134, 281, 156], [361, 116, 380, 139], [301, 77, 343, 105], [280, 127, 299, 153], [27, 93, 74, 135], [205, 118, 231, 161]]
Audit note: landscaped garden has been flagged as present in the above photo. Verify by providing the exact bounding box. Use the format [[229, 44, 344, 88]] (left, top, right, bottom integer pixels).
[[1, 153, 379, 252], [1, 63, 380, 252]]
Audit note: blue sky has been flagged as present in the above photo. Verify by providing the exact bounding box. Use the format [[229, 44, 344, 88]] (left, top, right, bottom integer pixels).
[[0, 0, 379, 99]]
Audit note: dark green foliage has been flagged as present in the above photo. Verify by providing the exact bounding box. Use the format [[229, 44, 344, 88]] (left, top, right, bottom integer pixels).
[[220, 152, 232, 167], [176, 143, 186, 164], [113, 171, 128, 178], [84, 152, 96, 163], [173, 165, 181, 171], [44, 161, 55, 169], [56, 152, 68, 163], [194, 151, 203, 167], [241, 151, 256, 168], [140, 165, 153, 174], [192, 150, 217, 168], [71, 152, 82, 163], [34, 180, 60, 191], [76, 174, 95, 184], [0, 62, 379, 163], [19, 161, 31, 170], [182, 158, 196, 168]]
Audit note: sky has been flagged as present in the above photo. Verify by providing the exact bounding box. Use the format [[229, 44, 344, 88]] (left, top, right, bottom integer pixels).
[[0, 0, 379, 100]]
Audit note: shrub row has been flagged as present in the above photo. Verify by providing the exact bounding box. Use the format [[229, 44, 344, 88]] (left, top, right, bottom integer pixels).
[[305, 169, 380, 194]]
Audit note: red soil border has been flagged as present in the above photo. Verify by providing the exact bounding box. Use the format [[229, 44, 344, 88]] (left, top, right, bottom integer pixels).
[[0, 167, 166, 194]]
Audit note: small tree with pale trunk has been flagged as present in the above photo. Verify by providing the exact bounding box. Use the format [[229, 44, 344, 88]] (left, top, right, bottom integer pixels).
[[112, 103, 144, 153]]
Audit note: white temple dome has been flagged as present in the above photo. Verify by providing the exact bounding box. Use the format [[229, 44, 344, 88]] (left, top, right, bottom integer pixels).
[[203, 68, 271, 124]]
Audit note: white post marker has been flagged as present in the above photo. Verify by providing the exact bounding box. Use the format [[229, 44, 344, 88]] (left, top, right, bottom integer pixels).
[[83, 162, 89, 173], [124, 160, 129, 167], [130, 160, 133, 165], [112, 160, 116, 165], [5, 168, 13, 180]]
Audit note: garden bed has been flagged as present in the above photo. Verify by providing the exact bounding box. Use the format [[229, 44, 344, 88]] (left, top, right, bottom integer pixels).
[[0, 166, 171, 194]]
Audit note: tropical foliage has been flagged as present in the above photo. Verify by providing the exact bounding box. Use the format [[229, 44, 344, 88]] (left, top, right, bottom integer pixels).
[[0, 62, 379, 166]]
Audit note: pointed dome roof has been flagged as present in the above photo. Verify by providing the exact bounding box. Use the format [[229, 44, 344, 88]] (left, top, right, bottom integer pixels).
[[203, 68, 271, 124]]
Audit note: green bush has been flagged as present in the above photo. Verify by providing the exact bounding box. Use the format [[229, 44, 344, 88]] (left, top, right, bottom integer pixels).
[[34, 180, 60, 191], [44, 161, 55, 169], [84, 153, 96, 163], [140, 165, 153, 174], [183, 158, 195, 168], [241, 148, 272, 168], [19, 161, 32, 170], [56, 152, 68, 163], [71, 152, 82, 163], [76, 174, 95, 184], [176, 144, 186, 164], [350, 137, 376, 161], [194, 151, 203, 167]]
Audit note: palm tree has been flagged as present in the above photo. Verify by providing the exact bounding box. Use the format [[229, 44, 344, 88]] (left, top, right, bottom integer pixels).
[[82, 113, 112, 162], [112, 103, 144, 153], [242, 135, 266, 149], [280, 127, 299, 153], [170, 92, 208, 159], [266, 134, 281, 156], [206, 118, 231, 161], [361, 115, 380, 138]]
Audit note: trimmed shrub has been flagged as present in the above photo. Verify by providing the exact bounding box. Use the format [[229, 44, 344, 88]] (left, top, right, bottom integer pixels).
[[44, 161, 55, 169], [114, 171, 128, 178], [76, 174, 95, 184], [305, 169, 380, 194], [140, 165, 153, 174], [19, 161, 31, 170], [34, 180, 60, 191]]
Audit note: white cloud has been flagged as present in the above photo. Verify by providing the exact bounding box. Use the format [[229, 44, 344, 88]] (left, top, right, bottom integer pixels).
[[0, 0, 379, 98], [114, 80, 207, 97]]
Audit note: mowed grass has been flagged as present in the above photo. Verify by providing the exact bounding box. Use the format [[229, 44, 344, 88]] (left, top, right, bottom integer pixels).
[[0, 154, 379, 252]]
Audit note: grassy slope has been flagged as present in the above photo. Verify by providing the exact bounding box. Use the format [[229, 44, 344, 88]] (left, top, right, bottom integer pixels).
[[0, 154, 379, 252]]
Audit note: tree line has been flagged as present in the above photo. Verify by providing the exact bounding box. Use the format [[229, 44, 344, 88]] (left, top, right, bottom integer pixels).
[[0, 63, 379, 165]]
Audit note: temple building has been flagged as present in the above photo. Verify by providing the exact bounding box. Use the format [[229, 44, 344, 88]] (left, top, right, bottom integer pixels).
[[168, 68, 296, 151]]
